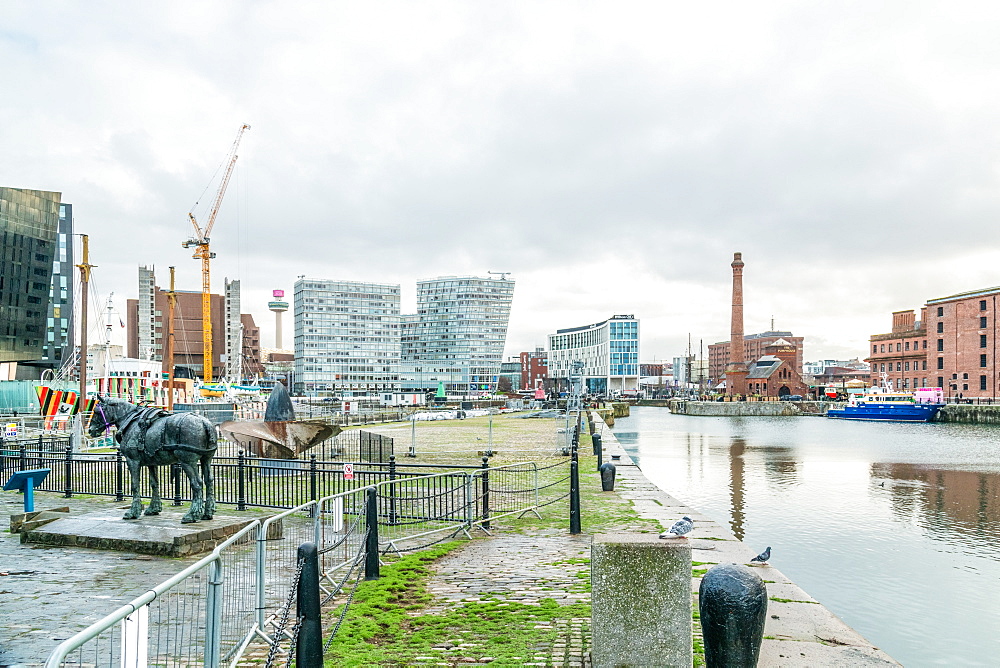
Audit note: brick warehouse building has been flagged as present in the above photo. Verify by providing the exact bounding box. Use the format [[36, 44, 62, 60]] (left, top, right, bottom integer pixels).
[[868, 285, 1000, 398], [867, 310, 928, 391], [709, 331, 804, 386]]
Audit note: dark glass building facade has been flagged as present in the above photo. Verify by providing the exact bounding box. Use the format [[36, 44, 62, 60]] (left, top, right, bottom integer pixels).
[[0, 188, 61, 363]]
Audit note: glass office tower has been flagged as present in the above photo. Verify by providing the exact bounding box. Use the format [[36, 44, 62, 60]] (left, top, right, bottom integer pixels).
[[293, 279, 401, 395], [401, 276, 515, 396], [0, 188, 61, 363]]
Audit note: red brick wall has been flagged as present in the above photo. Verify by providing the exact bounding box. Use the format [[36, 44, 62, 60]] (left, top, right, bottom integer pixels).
[[928, 292, 1000, 397]]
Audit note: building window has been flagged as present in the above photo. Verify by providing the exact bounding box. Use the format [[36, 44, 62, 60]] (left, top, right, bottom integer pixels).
[[938, 376, 944, 387], [923, 340, 927, 349], [937, 322, 944, 333], [982, 375, 988, 391], [981, 354, 988, 368], [964, 383, 969, 391], [922, 361, 927, 370], [872, 344, 877, 354], [937, 339, 944, 351], [982, 317, 989, 329], [905, 341, 910, 351], [897, 343, 902, 352], [937, 357, 944, 369], [981, 334, 988, 348], [938, 306, 944, 317], [981, 300, 987, 311], [896, 362, 902, 371], [880, 363, 885, 372]]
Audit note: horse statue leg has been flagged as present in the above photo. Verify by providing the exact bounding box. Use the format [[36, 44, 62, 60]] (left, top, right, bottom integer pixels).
[[177, 459, 205, 523], [201, 455, 216, 520], [145, 465, 162, 516], [123, 456, 145, 520]]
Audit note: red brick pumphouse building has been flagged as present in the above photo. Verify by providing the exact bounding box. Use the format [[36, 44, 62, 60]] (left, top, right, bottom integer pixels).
[[868, 285, 1000, 399]]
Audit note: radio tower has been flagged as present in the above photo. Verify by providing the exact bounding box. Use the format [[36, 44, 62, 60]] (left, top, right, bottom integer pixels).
[[268, 289, 289, 350]]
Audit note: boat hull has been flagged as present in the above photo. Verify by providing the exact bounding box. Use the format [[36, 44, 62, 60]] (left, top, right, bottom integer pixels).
[[827, 404, 943, 422]]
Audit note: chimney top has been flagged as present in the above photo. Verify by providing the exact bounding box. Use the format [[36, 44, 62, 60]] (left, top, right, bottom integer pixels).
[[732, 252, 744, 268]]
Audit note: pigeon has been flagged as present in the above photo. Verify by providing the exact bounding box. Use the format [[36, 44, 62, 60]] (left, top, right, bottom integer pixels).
[[750, 546, 771, 564], [660, 516, 694, 539]]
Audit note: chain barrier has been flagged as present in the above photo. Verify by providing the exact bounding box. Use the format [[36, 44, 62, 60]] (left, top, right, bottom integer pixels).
[[382, 526, 466, 554], [319, 511, 365, 555], [323, 559, 367, 651], [321, 531, 369, 606], [264, 559, 305, 668], [536, 490, 571, 508]]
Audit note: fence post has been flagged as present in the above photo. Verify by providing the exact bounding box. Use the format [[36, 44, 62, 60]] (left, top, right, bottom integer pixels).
[[237, 449, 247, 511], [204, 558, 223, 668], [115, 450, 125, 501], [256, 521, 268, 632], [570, 441, 581, 535], [64, 443, 73, 498], [172, 462, 182, 506], [309, 455, 318, 515], [388, 455, 397, 525], [19, 444, 26, 472], [296, 542, 323, 668], [365, 488, 380, 580], [481, 456, 491, 531]]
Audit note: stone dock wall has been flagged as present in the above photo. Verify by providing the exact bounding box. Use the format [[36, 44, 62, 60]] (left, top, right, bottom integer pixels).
[[595, 417, 898, 665], [936, 403, 1000, 423], [665, 399, 844, 417]]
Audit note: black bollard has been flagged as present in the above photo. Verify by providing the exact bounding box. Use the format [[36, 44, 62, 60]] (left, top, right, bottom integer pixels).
[[296, 542, 323, 668], [592, 433, 602, 456], [599, 462, 616, 491], [699, 563, 767, 667]]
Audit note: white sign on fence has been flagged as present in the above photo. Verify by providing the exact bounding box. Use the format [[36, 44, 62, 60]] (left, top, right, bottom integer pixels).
[[4, 423, 16, 438], [331, 496, 344, 532], [343, 462, 354, 480], [120, 605, 148, 668]]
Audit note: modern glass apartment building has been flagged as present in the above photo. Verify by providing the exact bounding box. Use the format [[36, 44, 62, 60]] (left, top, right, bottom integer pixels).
[[293, 279, 401, 395], [548, 315, 640, 395], [39, 202, 75, 370], [401, 276, 515, 395], [0, 188, 61, 363]]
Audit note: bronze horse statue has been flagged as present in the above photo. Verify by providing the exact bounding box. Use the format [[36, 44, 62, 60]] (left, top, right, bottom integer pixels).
[[89, 395, 218, 523]]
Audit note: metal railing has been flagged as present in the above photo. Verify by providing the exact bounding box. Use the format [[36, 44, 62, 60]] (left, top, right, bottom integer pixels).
[[43, 455, 573, 668]]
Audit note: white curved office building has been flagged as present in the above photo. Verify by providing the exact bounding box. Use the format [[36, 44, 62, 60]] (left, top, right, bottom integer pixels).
[[547, 315, 639, 396]]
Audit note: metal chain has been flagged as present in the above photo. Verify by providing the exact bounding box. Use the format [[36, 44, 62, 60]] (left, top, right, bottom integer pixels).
[[264, 559, 305, 668], [323, 559, 367, 651]]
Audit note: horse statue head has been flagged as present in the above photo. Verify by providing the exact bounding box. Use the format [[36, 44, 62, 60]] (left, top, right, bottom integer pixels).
[[87, 394, 136, 438]]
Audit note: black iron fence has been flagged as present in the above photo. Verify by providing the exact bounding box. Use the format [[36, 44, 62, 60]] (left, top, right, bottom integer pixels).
[[0, 445, 563, 516]]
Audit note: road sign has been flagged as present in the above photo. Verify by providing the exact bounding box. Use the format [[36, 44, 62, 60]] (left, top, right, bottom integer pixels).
[[343, 463, 354, 480], [4, 423, 16, 438]]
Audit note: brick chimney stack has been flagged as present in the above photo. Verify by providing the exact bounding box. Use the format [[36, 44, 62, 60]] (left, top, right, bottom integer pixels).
[[725, 252, 748, 395]]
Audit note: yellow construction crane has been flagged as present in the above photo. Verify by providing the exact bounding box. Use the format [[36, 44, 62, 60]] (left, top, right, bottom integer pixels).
[[183, 123, 250, 382]]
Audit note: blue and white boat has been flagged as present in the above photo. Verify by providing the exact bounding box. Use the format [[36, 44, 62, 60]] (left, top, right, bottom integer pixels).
[[827, 386, 945, 422]]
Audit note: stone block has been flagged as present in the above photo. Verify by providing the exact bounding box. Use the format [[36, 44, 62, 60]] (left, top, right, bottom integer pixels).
[[591, 533, 692, 668], [10, 507, 70, 533], [19, 510, 282, 557]]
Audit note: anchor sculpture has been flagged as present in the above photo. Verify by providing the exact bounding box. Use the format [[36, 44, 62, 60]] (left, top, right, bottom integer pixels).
[[219, 382, 338, 458]]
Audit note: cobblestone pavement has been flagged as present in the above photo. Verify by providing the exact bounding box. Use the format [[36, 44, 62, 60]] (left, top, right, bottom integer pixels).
[[0, 493, 205, 667], [414, 530, 594, 667]]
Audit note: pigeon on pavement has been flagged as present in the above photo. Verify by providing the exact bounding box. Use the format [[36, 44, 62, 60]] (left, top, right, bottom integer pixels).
[[660, 516, 694, 539], [750, 546, 771, 564]]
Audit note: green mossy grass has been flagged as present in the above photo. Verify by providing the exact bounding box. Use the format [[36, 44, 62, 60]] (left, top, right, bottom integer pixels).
[[324, 543, 590, 666]]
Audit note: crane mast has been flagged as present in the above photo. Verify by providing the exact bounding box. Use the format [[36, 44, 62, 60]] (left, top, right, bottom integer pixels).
[[183, 123, 249, 383]]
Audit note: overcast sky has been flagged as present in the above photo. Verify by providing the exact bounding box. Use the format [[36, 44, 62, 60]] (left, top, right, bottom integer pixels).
[[5, 1, 1000, 363]]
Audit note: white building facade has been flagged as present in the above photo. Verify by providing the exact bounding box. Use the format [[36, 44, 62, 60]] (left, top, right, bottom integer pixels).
[[293, 279, 401, 396], [547, 315, 640, 396], [400, 276, 515, 395]]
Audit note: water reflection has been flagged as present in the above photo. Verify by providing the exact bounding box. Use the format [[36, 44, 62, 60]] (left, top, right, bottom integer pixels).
[[871, 463, 1000, 551], [728, 437, 745, 540], [614, 408, 1000, 666]]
